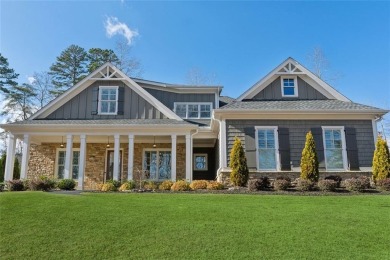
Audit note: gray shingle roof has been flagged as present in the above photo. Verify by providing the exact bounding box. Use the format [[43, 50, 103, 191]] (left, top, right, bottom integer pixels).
[[9, 119, 194, 126], [218, 99, 385, 111], [219, 96, 235, 107]]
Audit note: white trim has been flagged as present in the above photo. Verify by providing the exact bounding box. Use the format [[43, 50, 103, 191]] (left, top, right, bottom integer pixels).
[[255, 126, 280, 171], [4, 134, 16, 181], [104, 148, 124, 181], [142, 148, 172, 181], [127, 134, 134, 181], [321, 126, 348, 171], [78, 134, 86, 189], [55, 147, 80, 179], [171, 134, 177, 181], [280, 76, 298, 97], [64, 134, 73, 179], [193, 153, 208, 171], [185, 134, 192, 181], [174, 102, 213, 119], [20, 134, 30, 179], [372, 119, 378, 144], [98, 86, 119, 115], [220, 119, 227, 168], [113, 134, 120, 181]]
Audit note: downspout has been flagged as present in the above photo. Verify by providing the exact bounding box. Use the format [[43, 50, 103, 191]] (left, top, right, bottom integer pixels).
[[373, 115, 383, 144], [190, 128, 199, 182], [213, 113, 224, 182]]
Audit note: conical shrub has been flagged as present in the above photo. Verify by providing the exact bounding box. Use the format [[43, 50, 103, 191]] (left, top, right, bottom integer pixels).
[[372, 136, 390, 181], [300, 131, 319, 182], [229, 137, 249, 186]]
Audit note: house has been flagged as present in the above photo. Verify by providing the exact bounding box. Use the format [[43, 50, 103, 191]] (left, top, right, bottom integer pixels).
[[1, 58, 388, 189]]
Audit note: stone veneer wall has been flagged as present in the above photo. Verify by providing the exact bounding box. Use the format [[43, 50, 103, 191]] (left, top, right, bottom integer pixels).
[[27, 142, 186, 190]]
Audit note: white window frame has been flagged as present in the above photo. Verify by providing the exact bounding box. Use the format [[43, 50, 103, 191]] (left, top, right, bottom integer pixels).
[[55, 148, 80, 179], [281, 76, 298, 97], [193, 153, 208, 171], [255, 126, 280, 171], [142, 148, 172, 181], [174, 102, 213, 119], [98, 86, 119, 115], [322, 126, 348, 171]]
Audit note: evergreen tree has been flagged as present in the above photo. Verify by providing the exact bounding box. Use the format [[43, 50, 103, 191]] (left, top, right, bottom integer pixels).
[[87, 48, 119, 72], [0, 53, 19, 93], [229, 137, 249, 186], [372, 136, 390, 181], [300, 131, 319, 182], [1, 83, 37, 121], [49, 45, 88, 96]]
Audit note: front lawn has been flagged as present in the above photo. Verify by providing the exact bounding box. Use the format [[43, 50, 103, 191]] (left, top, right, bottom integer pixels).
[[1, 192, 389, 259]]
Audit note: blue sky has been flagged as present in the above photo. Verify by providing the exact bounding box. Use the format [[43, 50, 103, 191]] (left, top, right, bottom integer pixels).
[[1, 0, 389, 109]]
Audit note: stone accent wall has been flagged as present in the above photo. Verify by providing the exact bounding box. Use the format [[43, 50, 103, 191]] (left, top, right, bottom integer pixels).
[[28, 144, 57, 179]]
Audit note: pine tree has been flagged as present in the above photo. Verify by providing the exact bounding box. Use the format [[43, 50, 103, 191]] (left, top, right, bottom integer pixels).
[[1, 83, 37, 121], [87, 48, 119, 73], [229, 137, 249, 186], [372, 136, 390, 181], [0, 53, 19, 93], [300, 131, 319, 182]]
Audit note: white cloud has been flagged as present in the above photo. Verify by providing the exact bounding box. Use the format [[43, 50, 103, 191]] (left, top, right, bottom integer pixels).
[[104, 16, 138, 45], [27, 76, 36, 84]]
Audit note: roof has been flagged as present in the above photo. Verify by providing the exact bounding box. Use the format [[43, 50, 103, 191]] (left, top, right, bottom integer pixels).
[[219, 96, 235, 107], [6, 119, 194, 126], [132, 77, 223, 92]]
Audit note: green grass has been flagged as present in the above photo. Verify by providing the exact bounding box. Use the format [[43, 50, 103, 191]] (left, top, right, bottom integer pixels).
[[1, 192, 389, 259]]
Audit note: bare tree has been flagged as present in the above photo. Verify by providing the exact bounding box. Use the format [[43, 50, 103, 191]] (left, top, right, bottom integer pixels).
[[31, 71, 55, 109], [307, 47, 342, 84], [185, 67, 218, 85], [114, 38, 143, 78]]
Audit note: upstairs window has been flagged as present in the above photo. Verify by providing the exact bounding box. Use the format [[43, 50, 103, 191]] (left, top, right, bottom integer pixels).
[[99, 86, 118, 115], [174, 103, 212, 119], [281, 76, 298, 97]]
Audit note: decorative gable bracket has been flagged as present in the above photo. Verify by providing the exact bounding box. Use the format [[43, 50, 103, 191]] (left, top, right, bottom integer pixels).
[[275, 62, 303, 74], [90, 65, 124, 80]]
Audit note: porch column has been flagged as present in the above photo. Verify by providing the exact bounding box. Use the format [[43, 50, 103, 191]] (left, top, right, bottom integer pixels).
[[113, 134, 120, 181], [78, 134, 86, 190], [4, 133, 16, 181], [20, 134, 30, 179], [64, 134, 73, 179], [127, 134, 134, 180], [185, 133, 192, 182], [171, 134, 177, 181]]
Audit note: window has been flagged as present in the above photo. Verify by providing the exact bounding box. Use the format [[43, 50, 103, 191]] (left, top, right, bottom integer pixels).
[[143, 149, 171, 180], [194, 154, 208, 171], [255, 127, 279, 171], [322, 127, 347, 170], [281, 76, 298, 97], [98, 86, 118, 115], [174, 103, 213, 119], [55, 149, 80, 179]]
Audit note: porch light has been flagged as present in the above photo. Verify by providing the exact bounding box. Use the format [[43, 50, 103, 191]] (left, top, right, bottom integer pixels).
[[153, 136, 157, 148], [60, 136, 64, 148], [106, 136, 110, 148]]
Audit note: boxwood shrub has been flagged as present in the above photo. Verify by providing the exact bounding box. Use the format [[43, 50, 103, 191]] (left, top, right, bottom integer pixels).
[[190, 180, 209, 190], [159, 180, 174, 191], [273, 179, 290, 191], [317, 179, 337, 192], [376, 178, 390, 191], [296, 178, 316, 191], [207, 181, 224, 190], [324, 175, 342, 188], [171, 180, 191, 191], [57, 179, 76, 190], [344, 178, 366, 192], [248, 177, 270, 191], [7, 180, 25, 191]]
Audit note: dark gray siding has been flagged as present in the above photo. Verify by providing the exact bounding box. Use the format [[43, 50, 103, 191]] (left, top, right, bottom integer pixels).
[[45, 80, 167, 120], [252, 76, 328, 100], [226, 119, 374, 168], [193, 147, 216, 180]]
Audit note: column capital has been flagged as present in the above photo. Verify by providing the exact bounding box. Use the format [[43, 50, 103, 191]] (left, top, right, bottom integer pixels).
[[171, 134, 177, 139], [80, 134, 86, 139], [114, 133, 120, 139], [128, 133, 134, 139]]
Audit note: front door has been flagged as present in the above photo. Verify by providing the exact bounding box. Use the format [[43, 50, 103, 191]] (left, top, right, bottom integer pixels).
[[106, 150, 122, 181]]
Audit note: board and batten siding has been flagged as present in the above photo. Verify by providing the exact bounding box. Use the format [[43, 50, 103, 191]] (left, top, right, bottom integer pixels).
[[226, 119, 375, 169], [44, 80, 167, 120], [252, 76, 328, 100]]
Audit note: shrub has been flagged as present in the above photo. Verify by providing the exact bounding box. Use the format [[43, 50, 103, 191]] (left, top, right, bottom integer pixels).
[[207, 181, 224, 190], [372, 136, 390, 181], [57, 179, 76, 190], [119, 181, 135, 191], [229, 137, 249, 186], [159, 180, 174, 190], [248, 177, 270, 191], [28, 177, 57, 191], [101, 183, 116, 192], [0, 182, 4, 192], [273, 179, 290, 191], [171, 180, 191, 191], [318, 179, 337, 192], [190, 180, 209, 190], [324, 175, 342, 188], [96, 183, 104, 191], [376, 178, 390, 191], [358, 176, 371, 189], [300, 131, 319, 182], [143, 181, 158, 190], [107, 180, 122, 189], [7, 179, 25, 191], [344, 178, 366, 192], [296, 178, 316, 191]]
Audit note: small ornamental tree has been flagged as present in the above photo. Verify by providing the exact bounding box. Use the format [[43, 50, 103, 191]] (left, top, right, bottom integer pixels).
[[229, 137, 249, 186], [372, 136, 390, 181], [300, 131, 319, 182]]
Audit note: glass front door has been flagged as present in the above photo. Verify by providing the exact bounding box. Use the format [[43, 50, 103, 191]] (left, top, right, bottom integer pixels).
[[106, 150, 122, 181], [143, 150, 171, 180]]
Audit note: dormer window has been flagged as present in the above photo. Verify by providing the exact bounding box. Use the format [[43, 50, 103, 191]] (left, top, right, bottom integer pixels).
[[174, 103, 212, 119], [281, 76, 298, 97], [98, 86, 118, 115]]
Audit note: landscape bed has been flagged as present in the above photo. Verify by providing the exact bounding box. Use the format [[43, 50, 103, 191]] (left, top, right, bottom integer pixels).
[[1, 192, 389, 259]]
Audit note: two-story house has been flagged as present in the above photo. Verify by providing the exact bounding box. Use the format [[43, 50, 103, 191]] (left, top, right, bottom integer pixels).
[[1, 58, 387, 189]]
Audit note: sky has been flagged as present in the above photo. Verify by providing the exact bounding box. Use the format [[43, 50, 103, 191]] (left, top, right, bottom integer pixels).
[[1, 0, 390, 110]]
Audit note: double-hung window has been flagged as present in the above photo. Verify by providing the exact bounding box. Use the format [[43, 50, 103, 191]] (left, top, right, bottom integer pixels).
[[174, 103, 212, 119], [255, 127, 279, 171], [99, 86, 118, 115], [56, 149, 80, 179], [281, 76, 298, 97], [322, 126, 347, 170]]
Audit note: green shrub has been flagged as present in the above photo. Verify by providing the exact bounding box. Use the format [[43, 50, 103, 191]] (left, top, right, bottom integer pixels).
[[248, 177, 270, 191], [296, 178, 316, 191], [159, 180, 174, 190], [107, 179, 121, 189], [317, 179, 337, 192], [372, 136, 390, 181], [171, 180, 191, 191], [101, 183, 116, 192], [229, 137, 249, 187], [118, 181, 135, 191], [6, 179, 25, 191], [273, 179, 290, 191], [190, 180, 209, 190], [0, 182, 4, 192], [376, 178, 390, 191], [28, 177, 57, 191], [300, 131, 319, 182], [57, 179, 76, 190], [344, 178, 365, 192], [143, 181, 158, 190], [207, 181, 224, 190], [324, 175, 342, 188]]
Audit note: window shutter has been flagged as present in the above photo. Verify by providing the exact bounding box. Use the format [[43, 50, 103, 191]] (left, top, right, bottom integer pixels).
[[91, 86, 99, 115], [244, 127, 257, 170], [345, 127, 359, 170], [311, 128, 325, 170], [117, 86, 125, 115], [278, 128, 291, 171]]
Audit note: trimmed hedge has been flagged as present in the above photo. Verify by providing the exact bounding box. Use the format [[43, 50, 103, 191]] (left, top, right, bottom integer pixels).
[[317, 179, 337, 192], [273, 179, 290, 191], [190, 180, 209, 190], [57, 179, 76, 190], [248, 177, 270, 191]]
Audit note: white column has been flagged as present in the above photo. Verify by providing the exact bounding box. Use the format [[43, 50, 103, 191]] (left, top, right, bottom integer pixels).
[[127, 134, 134, 180], [171, 134, 177, 181], [113, 134, 120, 181], [4, 133, 16, 181], [220, 119, 227, 168], [78, 134, 86, 190], [185, 133, 192, 182], [20, 134, 30, 179], [64, 134, 73, 179]]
